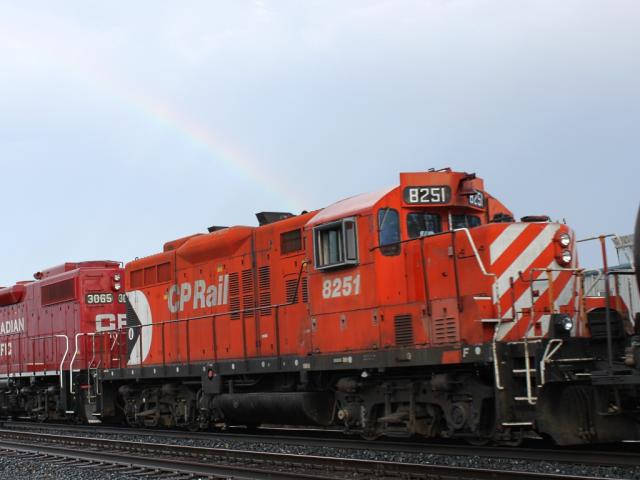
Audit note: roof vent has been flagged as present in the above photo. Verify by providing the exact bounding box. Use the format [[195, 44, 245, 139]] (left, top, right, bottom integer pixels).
[[521, 215, 551, 223], [255, 212, 293, 226]]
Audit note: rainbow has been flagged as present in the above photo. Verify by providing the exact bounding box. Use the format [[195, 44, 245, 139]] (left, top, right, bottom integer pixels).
[[89, 69, 307, 211]]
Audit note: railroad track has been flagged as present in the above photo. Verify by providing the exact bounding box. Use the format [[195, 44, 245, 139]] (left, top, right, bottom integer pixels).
[[0, 427, 617, 480], [2, 420, 640, 469]]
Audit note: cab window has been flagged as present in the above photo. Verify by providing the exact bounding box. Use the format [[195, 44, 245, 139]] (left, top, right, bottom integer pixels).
[[451, 214, 481, 229], [314, 218, 358, 270], [407, 212, 441, 238], [377, 208, 400, 256]]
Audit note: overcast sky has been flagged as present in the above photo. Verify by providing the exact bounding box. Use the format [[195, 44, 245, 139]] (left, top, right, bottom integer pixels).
[[0, 0, 638, 286]]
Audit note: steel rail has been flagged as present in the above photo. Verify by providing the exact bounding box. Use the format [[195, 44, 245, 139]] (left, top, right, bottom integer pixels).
[[0, 428, 618, 480], [2, 422, 640, 470]]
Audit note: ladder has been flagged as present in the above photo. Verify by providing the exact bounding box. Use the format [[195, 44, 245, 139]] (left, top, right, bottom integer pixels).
[[86, 366, 101, 404], [85, 334, 102, 405], [509, 339, 540, 405]]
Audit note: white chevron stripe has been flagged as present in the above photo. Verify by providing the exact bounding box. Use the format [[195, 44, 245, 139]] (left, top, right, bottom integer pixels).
[[530, 315, 551, 338], [495, 224, 560, 301], [555, 275, 577, 310], [497, 261, 558, 339], [526, 274, 576, 338], [489, 223, 529, 264]]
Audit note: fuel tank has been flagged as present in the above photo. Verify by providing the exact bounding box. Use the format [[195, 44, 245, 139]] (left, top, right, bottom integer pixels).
[[212, 392, 335, 426]]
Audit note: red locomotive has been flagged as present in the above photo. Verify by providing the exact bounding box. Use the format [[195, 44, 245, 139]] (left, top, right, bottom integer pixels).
[[0, 261, 125, 421], [1, 169, 638, 445]]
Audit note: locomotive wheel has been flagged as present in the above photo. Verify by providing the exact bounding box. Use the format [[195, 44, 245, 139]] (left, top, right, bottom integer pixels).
[[466, 437, 490, 446], [186, 421, 200, 432], [360, 429, 382, 441], [498, 435, 524, 447]]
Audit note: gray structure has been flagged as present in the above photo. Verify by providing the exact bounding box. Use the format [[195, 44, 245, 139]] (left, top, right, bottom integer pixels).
[[583, 234, 638, 321]]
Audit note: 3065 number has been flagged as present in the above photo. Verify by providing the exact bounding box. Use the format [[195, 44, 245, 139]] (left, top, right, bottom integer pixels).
[[86, 293, 113, 304]]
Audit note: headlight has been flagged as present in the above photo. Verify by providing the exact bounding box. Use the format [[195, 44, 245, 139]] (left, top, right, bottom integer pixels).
[[558, 233, 571, 247], [560, 316, 574, 331], [114, 274, 121, 282], [114, 283, 121, 291], [552, 313, 574, 337], [559, 250, 572, 265]]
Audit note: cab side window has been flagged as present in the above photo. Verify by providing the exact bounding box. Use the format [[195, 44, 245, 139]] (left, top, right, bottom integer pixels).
[[378, 208, 401, 256], [407, 212, 441, 238], [314, 218, 358, 270]]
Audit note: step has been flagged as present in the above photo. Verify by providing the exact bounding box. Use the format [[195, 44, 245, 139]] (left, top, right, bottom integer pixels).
[[512, 369, 536, 374], [481, 318, 514, 323], [507, 339, 543, 344]]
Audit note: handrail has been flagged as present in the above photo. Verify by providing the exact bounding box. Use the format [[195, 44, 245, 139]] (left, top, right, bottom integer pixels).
[[0, 334, 69, 383], [520, 267, 583, 337], [55, 334, 69, 389], [69, 332, 96, 394], [540, 339, 563, 385]]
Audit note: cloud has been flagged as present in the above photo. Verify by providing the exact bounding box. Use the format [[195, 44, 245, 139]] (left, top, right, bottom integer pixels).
[[0, 0, 638, 284]]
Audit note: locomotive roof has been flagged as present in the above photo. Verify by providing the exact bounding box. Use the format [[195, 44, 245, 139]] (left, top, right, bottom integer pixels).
[[306, 186, 396, 227], [0, 260, 121, 307], [34, 261, 121, 279]]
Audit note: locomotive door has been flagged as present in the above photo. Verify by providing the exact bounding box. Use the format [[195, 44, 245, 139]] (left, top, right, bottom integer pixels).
[[375, 207, 410, 348], [252, 233, 276, 358], [309, 215, 379, 354]]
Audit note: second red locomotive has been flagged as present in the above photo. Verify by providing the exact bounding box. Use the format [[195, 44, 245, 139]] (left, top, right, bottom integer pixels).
[[0, 261, 124, 421]]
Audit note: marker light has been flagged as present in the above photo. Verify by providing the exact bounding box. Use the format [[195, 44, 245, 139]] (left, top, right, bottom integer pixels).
[[114, 283, 121, 291], [558, 250, 572, 266], [114, 274, 121, 282]]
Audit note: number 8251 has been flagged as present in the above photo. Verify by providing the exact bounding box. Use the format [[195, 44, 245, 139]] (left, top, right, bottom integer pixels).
[[322, 274, 361, 299]]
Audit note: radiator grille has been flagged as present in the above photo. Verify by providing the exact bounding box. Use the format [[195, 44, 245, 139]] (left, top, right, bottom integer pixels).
[[433, 317, 458, 344], [258, 266, 271, 316], [259, 291, 272, 316], [242, 294, 254, 318], [228, 272, 240, 319], [302, 278, 308, 303], [230, 297, 241, 320], [241, 269, 253, 293], [394, 314, 414, 347], [228, 272, 239, 297], [41, 279, 75, 306], [258, 266, 271, 290]]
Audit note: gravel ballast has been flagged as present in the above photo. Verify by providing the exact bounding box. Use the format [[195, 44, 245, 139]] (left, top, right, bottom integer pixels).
[[1, 425, 638, 480], [0, 453, 130, 480]]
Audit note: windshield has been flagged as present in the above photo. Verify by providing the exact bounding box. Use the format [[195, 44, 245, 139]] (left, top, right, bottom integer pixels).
[[451, 214, 481, 229], [407, 212, 441, 238]]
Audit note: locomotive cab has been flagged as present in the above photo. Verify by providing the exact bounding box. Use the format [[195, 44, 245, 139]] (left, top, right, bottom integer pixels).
[[305, 169, 639, 444]]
